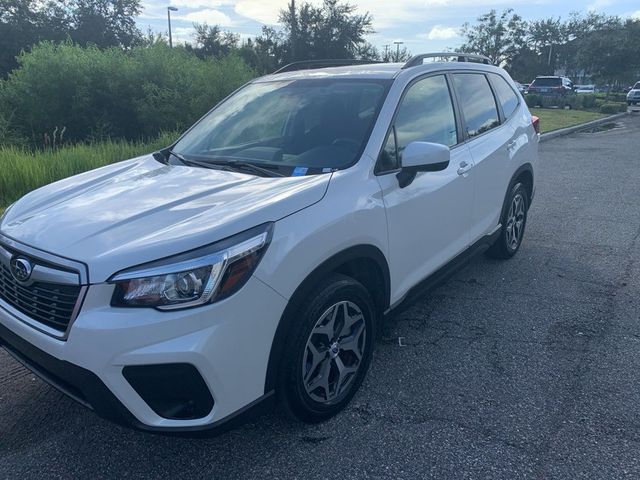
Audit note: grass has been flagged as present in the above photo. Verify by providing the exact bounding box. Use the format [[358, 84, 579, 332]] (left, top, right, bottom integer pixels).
[[530, 108, 607, 133], [0, 132, 178, 210]]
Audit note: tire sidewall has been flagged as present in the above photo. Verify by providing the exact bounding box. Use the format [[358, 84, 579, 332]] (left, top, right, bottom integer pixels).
[[280, 276, 376, 422], [500, 182, 528, 256]]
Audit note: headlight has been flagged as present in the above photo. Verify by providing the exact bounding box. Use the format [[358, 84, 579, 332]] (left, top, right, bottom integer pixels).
[[110, 223, 273, 310]]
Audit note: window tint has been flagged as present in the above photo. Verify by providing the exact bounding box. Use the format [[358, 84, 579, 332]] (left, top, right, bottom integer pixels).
[[378, 75, 457, 172], [491, 74, 519, 119], [453, 73, 499, 138]]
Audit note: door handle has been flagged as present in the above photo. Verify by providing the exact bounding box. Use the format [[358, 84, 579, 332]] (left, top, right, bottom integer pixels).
[[457, 161, 472, 176], [507, 140, 517, 149]]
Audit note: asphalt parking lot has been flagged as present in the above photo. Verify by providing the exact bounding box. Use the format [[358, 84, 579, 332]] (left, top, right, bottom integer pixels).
[[1, 114, 639, 480]]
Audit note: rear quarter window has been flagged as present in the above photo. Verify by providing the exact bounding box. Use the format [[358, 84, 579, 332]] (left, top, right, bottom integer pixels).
[[491, 74, 520, 120]]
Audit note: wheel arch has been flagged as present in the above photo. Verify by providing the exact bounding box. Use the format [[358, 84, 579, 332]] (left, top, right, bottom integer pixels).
[[263, 244, 390, 394], [511, 163, 534, 209]]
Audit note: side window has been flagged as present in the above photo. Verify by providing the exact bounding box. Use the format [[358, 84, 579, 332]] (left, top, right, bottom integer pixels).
[[378, 75, 457, 172], [491, 74, 520, 120], [453, 73, 500, 138]]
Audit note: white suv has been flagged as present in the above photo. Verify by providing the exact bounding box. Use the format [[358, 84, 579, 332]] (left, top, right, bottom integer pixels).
[[628, 82, 640, 106], [0, 54, 539, 434]]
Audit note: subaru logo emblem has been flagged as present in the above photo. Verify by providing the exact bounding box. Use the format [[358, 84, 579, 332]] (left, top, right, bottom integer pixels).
[[10, 257, 33, 283]]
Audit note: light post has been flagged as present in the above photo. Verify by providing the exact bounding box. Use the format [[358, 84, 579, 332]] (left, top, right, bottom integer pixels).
[[167, 6, 178, 48], [393, 41, 404, 62]]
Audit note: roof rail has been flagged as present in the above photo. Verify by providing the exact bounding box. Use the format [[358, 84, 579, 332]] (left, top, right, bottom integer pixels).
[[402, 53, 492, 69], [273, 59, 381, 74]]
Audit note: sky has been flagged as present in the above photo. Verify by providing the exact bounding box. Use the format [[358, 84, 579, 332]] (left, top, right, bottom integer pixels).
[[138, 0, 640, 53]]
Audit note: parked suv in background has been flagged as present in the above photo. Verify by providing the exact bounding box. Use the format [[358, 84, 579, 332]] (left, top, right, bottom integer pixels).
[[0, 53, 539, 434], [528, 75, 574, 99], [627, 82, 640, 105]]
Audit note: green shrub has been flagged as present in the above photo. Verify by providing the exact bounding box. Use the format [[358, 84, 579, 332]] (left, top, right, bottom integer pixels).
[[0, 42, 255, 145], [599, 102, 627, 114], [525, 94, 541, 108], [580, 95, 598, 109], [594, 92, 627, 103]]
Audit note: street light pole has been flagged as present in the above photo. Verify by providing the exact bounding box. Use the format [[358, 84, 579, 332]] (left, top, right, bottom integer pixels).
[[167, 6, 178, 48], [393, 41, 404, 62]]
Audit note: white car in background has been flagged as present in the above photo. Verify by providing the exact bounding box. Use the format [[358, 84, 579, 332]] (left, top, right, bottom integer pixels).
[[628, 82, 640, 106], [575, 84, 596, 94], [0, 53, 539, 434]]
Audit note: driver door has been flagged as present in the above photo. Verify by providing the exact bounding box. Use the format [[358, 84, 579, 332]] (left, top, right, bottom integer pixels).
[[375, 74, 474, 302]]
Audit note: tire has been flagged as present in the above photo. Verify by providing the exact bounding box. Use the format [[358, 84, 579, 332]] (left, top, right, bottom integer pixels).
[[278, 273, 376, 423], [486, 182, 529, 259]]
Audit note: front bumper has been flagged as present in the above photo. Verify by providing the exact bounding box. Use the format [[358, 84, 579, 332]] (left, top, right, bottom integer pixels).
[[0, 276, 286, 433]]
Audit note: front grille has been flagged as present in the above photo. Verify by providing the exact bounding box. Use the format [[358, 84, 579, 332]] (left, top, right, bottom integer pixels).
[[0, 261, 81, 333]]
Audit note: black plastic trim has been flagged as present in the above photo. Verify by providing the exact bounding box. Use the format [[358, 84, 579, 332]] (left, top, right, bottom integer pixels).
[[387, 230, 499, 315], [123, 363, 215, 420], [0, 322, 275, 436]]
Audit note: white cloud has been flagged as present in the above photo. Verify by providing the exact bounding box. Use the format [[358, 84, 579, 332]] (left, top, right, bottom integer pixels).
[[629, 10, 640, 19], [587, 0, 613, 11], [172, 26, 196, 43], [178, 9, 234, 26], [426, 25, 459, 40], [170, 0, 233, 8], [235, 0, 292, 25]]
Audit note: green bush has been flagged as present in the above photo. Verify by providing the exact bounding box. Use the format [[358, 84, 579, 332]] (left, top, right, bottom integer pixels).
[[580, 95, 598, 109], [594, 92, 627, 103], [0, 42, 255, 145], [599, 102, 627, 114], [525, 94, 541, 108], [0, 131, 179, 207]]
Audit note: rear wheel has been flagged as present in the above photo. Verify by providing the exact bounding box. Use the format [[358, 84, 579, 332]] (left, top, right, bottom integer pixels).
[[278, 274, 376, 423], [486, 182, 529, 259]]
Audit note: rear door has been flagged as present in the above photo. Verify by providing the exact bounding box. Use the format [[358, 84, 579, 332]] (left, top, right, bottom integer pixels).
[[376, 74, 474, 300], [451, 72, 512, 242]]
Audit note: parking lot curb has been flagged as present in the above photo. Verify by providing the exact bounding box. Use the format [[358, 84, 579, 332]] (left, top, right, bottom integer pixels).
[[539, 112, 630, 143]]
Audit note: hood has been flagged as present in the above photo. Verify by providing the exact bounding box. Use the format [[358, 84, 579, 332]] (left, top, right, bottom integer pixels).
[[1, 155, 331, 282]]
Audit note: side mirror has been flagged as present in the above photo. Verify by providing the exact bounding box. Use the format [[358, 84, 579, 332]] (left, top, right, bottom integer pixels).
[[397, 141, 450, 188]]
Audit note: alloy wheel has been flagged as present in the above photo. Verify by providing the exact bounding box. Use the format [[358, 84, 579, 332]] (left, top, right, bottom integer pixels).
[[302, 301, 367, 404], [505, 193, 525, 250]]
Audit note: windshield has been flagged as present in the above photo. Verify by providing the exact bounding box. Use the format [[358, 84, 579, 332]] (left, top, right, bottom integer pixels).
[[634, 83, 640, 90], [532, 78, 562, 87], [172, 79, 391, 176]]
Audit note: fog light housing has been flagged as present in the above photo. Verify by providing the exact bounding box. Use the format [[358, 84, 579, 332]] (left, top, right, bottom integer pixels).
[[123, 363, 214, 420]]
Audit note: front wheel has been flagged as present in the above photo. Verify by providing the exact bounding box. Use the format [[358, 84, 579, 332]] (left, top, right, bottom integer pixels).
[[278, 274, 376, 423], [486, 182, 529, 259]]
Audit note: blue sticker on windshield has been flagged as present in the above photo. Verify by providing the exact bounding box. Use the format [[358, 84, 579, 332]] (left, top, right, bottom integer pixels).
[[292, 167, 308, 177]]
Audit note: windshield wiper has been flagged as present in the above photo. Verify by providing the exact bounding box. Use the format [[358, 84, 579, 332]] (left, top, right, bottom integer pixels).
[[206, 159, 285, 178], [169, 151, 284, 178]]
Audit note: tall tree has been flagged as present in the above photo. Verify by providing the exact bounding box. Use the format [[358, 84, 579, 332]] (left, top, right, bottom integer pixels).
[[459, 9, 527, 66], [71, 0, 142, 48], [276, 0, 374, 63], [0, 0, 70, 75], [191, 23, 239, 58], [0, 0, 142, 76]]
